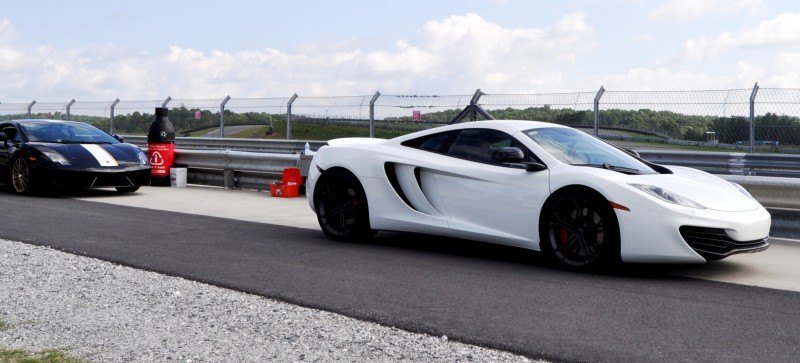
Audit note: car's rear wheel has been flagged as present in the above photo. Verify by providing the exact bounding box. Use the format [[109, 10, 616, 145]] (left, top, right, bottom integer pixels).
[[541, 190, 620, 270], [115, 186, 140, 193], [314, 169, 374, 242], [11, 157, 35, 195]]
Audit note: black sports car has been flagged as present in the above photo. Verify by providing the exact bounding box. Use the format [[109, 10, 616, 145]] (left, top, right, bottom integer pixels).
[[0, 119, 151, 194]]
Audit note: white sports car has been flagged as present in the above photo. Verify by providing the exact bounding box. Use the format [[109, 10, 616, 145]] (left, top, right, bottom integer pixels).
[[307, 120, 770, 269]]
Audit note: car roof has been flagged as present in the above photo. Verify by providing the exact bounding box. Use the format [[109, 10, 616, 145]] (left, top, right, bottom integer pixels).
[[388, 120, 568, 143]]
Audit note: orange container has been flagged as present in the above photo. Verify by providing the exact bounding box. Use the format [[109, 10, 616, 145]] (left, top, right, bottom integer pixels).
[[280, 167, 301, 198], [269, 181, 283, 197]]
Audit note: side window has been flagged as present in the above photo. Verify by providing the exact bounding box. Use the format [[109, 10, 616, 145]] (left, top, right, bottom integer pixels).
[[447, 129, 539, 166], [401, 131, 458, 154], [447, 129, 513, 164]]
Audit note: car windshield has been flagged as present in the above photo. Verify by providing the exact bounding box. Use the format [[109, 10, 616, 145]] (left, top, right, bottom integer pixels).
[[524, 127, 656, 175], [20, 121, 119, 144]]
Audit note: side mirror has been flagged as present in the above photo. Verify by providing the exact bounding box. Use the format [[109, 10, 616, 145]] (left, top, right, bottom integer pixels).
[[494, 147, 525, 163], [113, 134, 124, 142], [0, 133, 7, 147], [521, 162, 548, 172]]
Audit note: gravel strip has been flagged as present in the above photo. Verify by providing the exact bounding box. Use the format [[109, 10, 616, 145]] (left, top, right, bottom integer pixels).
[[0, 239, 534, 362]]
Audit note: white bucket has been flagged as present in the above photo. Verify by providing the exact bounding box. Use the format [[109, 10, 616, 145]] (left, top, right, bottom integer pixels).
[[170, 167, 188, 188]]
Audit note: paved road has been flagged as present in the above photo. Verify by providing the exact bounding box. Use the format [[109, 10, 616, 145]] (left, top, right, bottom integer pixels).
[[201, 125, 262, 138], [2, 192, 799, 362]]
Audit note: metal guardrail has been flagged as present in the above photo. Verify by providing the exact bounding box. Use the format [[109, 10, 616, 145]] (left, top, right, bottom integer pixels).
[[123, 135, 327, 154], [639, 150, 800, 177]]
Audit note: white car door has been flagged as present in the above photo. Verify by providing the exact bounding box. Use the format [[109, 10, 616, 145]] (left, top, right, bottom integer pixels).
[[431, 128, 550, 249]]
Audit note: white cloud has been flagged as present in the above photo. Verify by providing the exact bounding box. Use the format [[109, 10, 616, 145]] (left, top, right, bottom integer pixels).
[[634, 33, 654, 42], [0, 18, 14, 42], [594, 51, 800, 90], [680, 13, 800, 60], [649, 0, 764, 21], [0, 13, 597, 101]]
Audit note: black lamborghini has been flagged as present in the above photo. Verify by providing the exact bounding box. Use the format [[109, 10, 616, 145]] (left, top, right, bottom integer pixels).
[[0, 119, 151, 194]]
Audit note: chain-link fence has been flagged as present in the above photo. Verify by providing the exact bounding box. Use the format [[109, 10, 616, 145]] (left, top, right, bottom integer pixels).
[[69, 101, 113, 131], [373, 94, 473, 138], [289, 95, 372, 140], [223, 97, 291, 139], [481, 91, 596, 127], [3, 85, 800, 152], [0, 102, 29, 120], [597, 89, 754, 151]]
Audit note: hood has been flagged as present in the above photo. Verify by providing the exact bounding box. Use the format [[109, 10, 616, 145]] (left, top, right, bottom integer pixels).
[[629, 166, 761, 212], [32, 142, 143, 167]]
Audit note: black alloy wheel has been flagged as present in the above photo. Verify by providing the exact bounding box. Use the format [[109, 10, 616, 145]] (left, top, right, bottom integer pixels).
[[11, 157, 34, 195], [543, 191, 619, 270], [314, 170, 374, 241]]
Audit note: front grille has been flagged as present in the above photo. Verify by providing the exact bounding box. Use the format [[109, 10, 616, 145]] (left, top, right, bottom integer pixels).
[[679, 226, 769, 260], [91, 174, 134, 187]]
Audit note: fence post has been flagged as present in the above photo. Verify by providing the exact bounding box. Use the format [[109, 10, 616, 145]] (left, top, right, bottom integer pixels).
[[162, 96, 172, 108], [593, 86, 605, 137], [286, 93, 298, 140], [749, 82, 759, 153], [369, 91, 381, 138], [469, 89, 484, 121], [220, 95, 231, 138], [109, 98, 120, 134], [65, 99, 76, 121], [26, 100, 36, 117]]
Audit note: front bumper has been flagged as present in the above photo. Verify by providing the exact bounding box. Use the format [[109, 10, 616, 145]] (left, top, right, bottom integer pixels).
[[617, 204, 771, 264], [679, 226, 769, 260], [32, 165, 151, 189]]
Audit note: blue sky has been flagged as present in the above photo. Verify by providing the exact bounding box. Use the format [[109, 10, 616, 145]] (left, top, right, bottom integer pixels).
[[1, 0, 798, 101]]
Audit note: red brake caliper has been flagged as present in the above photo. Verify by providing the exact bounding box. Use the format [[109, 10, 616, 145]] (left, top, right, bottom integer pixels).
[[559, 228, 569, 245]]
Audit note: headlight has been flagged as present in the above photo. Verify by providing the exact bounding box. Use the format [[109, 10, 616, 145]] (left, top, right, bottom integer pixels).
[[629, 184, 706, 209], [136, 149, 149, 165], [730, 182, 754, 200], [38, 148, 71, 165]]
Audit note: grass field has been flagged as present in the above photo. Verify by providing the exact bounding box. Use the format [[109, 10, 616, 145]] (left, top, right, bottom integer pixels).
[[0, 348, 84, 363]]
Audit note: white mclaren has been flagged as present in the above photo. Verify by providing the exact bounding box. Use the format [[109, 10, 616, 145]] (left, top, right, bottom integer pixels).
[[307, 120, 770, 269]]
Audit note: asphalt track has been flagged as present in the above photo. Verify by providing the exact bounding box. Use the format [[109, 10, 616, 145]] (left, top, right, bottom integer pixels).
[[2, 192, 799, 362]]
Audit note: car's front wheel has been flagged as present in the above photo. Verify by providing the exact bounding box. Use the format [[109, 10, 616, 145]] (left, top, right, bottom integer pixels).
[[10, 157, 35, 195], [541, 189, 620, 270], [313, 169, 374, 242]]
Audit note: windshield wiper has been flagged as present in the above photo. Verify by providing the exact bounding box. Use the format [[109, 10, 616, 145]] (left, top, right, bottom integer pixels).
[[572, 163, 644, 175]]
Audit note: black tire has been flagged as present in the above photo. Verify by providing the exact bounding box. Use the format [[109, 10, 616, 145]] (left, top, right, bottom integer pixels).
[[313, 169, 375, 242], [540, 189, 620, 271], [10, 157, 36, 195], [115, 186, 140, 193]]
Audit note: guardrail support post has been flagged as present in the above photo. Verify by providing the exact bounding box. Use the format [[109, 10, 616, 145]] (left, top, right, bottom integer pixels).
[[593, 86, 605, 137], [26, 100, 36, 117], [223, 168, 235, 189], [369, 91, 381, 138], [220, 95, 231, 138], [109, 98, 120, 134], [65, 99, 76, 121], [162, 96, 172, 108], [749, 82, 759, 153], [286, 93, 298, 140]]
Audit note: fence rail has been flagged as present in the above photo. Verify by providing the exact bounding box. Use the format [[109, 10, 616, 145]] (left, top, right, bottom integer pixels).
[[4, 84, 800, 154]]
